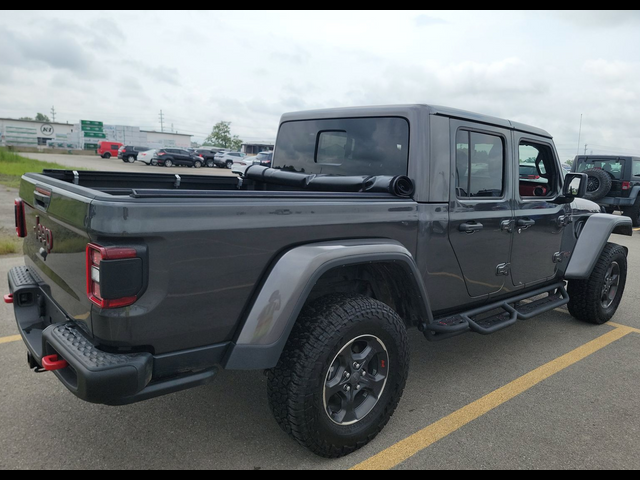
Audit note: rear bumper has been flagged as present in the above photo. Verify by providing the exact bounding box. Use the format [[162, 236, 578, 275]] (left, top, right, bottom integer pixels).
[[8, 265, 223, 406], [598, 196, 636, 206]]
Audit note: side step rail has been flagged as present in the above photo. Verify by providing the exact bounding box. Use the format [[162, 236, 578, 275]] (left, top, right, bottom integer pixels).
[[422, 282, 569, 342]]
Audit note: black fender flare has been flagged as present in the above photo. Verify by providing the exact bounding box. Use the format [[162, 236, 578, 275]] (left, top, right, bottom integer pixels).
[[565, 213, 632, 279], [223, 239, 432, 370]]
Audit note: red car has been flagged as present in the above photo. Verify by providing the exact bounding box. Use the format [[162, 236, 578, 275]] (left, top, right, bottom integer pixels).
[[96, 141, 123, 159]]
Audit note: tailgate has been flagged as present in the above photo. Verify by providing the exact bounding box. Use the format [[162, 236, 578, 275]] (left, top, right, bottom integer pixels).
[[18, 177, 93, 330]]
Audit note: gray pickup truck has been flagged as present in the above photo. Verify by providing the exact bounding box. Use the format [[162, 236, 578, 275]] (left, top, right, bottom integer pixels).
[[6, 105, 633, 458]]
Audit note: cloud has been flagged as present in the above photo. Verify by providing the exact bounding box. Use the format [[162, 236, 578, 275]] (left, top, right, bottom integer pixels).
[[553, 10, 640, 27], [270, 46, 311, 65], [121, 60, 181, 86], [414, 14, 447, 27]]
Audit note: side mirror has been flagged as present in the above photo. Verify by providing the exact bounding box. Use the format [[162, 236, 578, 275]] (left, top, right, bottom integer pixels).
[[563, 172, 588, 198]]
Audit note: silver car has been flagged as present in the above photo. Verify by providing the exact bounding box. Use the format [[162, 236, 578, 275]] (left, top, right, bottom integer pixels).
[[136, 149, 158, 165]]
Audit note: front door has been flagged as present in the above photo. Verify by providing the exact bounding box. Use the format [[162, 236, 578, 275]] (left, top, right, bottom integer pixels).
[[448, 123, 514, 299], [511, 135, 570, 287]]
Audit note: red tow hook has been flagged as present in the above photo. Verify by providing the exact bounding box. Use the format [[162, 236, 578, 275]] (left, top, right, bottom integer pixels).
[[3, 294, 13, 304], [41, 355, 68, 371]]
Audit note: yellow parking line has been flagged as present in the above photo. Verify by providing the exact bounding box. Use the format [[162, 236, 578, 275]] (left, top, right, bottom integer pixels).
[[0, 335, 22, 345], [609, 322, 640, 334], [634, 228, 640, 231], [352, 325, 635, 470]]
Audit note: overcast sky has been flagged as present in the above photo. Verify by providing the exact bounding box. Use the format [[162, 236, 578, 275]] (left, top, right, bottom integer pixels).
[[1, 10, 639, 160]]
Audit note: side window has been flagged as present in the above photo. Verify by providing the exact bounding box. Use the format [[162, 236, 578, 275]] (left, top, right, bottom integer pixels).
[[111, 144, 119, 149], [518, 142, 559, 198], [633, 160, 640, 177], [455, 130, 504, 198]]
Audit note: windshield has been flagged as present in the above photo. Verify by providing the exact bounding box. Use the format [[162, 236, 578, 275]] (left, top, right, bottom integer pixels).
[[576, 158, 625, 180], [273, 117, 409, 176]]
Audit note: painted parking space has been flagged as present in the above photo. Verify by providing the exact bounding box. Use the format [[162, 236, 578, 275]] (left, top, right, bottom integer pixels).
[[352, 323, 640, 470]]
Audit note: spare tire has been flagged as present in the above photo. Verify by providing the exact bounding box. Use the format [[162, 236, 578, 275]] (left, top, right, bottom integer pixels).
[[583, 168, 612, 201]]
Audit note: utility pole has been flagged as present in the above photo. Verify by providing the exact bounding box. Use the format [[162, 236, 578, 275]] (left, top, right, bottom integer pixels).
[[576, 114, 582, 155], [159, 110, 164, 132], [50, 106, 56, 122], [584, 144, 587, 155], [171, 123, 174, 133]]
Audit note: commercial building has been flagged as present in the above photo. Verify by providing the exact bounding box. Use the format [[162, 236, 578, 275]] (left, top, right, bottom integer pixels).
[[0, 118, 76, 148], [0, 118, 191, 150], [241, 141, 275, 155]]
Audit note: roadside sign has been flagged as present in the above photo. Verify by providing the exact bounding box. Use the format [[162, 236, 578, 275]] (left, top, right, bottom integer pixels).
[[81, 125, 103, 132], [80, 120, 103, 127], [83, 132, 106, 139]]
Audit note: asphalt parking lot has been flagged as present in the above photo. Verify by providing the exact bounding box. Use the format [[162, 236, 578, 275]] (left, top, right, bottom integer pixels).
[[0, 165, 639, 469], [18, 152, 238, 176]]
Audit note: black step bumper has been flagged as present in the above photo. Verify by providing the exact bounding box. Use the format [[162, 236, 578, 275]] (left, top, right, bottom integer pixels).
[[8, 265, 220, 406]]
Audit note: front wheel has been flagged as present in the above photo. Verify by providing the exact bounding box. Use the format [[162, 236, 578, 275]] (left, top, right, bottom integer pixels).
[[206, 159, 215, 168], [226, 160, 233, 169], [193, 160, 202, 168], [567, 242, 627, 324], [267, 293, 409, 458], [127, 155, 136, 163]]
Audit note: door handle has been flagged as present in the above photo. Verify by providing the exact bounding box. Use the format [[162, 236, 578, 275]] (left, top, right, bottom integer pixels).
[[517, 218, 535, 228], [459, 222, 484, 233]]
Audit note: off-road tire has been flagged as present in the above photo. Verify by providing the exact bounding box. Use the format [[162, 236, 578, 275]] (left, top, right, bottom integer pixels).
[[267, 293, 409, 458], [583, 168, 612, 201], [567, 242, 627, 324], [622, 197, 640, 227]]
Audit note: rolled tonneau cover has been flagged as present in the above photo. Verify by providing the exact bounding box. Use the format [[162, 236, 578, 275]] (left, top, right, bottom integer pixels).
[[243, 165, 415, 197]]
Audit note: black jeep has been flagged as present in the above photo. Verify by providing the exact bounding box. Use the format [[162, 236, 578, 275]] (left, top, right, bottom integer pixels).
[[573, 155, 640, 226]]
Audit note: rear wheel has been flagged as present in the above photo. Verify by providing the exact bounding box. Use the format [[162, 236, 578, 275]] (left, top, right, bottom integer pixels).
[[164, 159, 173, 167], [267, 293, 409, 458], [622, 197, 640, 227], [103, 153, 111, 159], [567, 242, 627, 324]]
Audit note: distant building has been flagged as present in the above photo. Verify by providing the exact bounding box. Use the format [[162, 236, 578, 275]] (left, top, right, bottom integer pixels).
[[0, 117, 191, 150], [241, 141, 275, 155], [0, 118, 75, 148]]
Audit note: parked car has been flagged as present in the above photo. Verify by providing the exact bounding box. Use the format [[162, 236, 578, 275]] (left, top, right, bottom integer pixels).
[[96, 141, 123, 159], [255, 150, 273, 167], [230, 155, 260, 175], [155, 148, 203, 168], [7, 103, 633, 459], [135, 149, 158, 166], [118, 145, 151, 163], [572, 155, 640, 225], [214, 151, 247, 169], [194, 148, 222, 168]]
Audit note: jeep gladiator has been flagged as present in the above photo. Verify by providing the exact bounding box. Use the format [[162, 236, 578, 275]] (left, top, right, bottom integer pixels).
[[6, 105, 633, 458]]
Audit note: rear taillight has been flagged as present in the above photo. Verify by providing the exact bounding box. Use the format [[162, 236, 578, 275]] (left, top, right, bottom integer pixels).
[[158, 152, 165, 156], [14, 199, 26, 237], [622, 181, 630, 190], [86, 244, 140, 309]]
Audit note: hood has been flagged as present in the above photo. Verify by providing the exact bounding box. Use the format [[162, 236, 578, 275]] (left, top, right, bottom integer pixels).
[[571, 197, 602, 215]]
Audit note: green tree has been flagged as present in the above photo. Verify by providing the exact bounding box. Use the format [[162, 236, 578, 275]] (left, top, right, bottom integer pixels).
[[565, 159, 573, 167], [203, 121, 243, 150], [35, 113, 50, 122]]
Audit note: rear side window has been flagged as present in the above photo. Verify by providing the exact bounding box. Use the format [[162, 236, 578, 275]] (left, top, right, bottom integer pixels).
[[632, 160, 640, 177], [455, 130, 504, 198], [274, 117, 409, 176], [576, 158, 625, 180]]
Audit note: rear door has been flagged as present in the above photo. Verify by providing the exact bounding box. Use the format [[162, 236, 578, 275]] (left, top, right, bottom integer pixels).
[[448, 122, 514, 299], [511, 134, 570, 287]]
